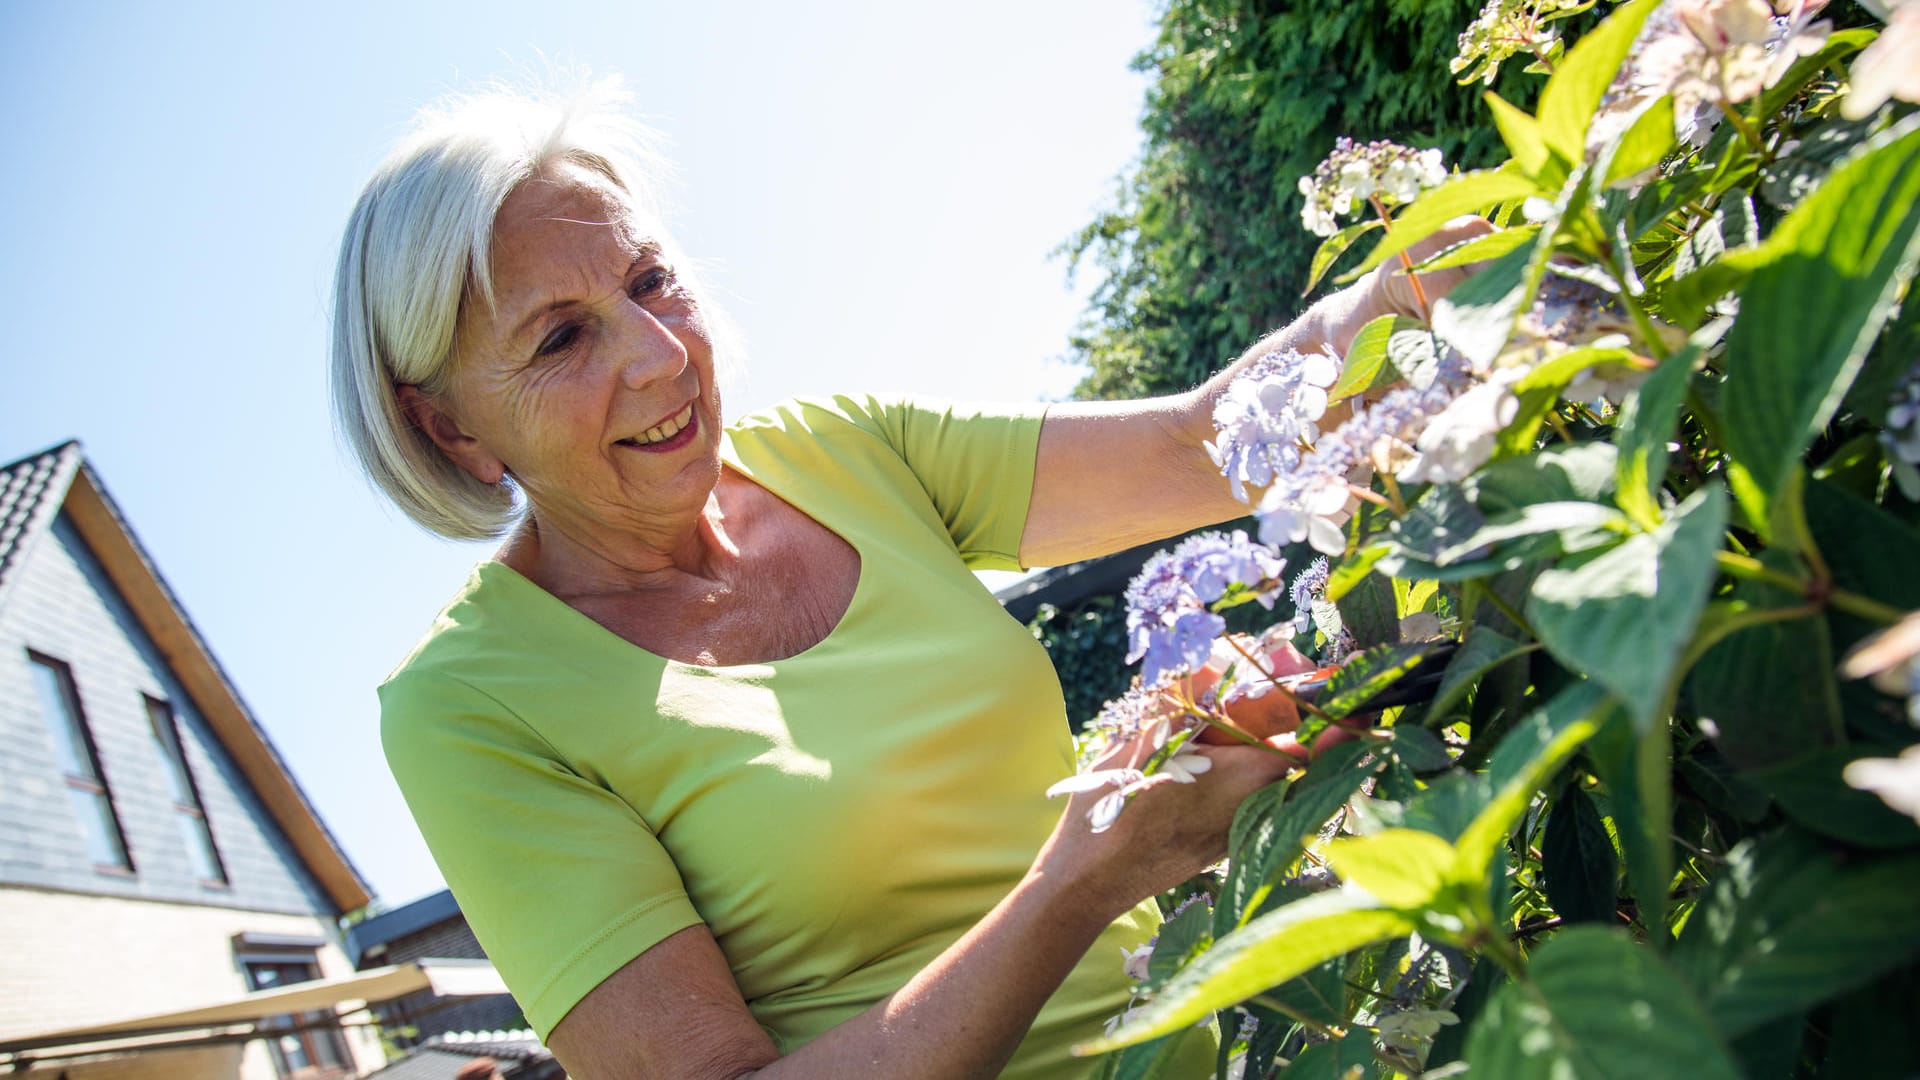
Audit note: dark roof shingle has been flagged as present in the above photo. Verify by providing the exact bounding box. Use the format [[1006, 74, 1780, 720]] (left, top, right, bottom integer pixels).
[[0, 441, 80, 597]]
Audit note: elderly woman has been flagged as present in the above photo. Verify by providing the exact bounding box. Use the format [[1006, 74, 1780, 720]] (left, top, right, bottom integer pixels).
[[333, 83, 1455, 1079]]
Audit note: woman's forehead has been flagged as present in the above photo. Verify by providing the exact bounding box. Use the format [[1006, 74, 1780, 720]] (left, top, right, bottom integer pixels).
[[497, 163, 656, 251]]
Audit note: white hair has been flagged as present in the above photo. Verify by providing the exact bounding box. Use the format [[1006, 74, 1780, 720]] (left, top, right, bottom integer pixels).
[[330, 76, 735, 540]]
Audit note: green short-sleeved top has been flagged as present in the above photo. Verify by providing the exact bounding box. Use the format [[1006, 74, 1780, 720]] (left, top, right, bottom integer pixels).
[[379, 395, 1213, 1078]]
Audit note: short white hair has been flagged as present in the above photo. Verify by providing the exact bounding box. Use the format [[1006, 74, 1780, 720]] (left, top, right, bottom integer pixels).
[[330, 76, 730, 540]]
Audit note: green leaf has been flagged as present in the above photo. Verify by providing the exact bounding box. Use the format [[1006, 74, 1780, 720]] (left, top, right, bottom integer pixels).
[[1147, 895, 1214, 984], [1080, 890, 1412, 1053], [1326, 827, 1457, 909], [1613, 346, 1695, 530], [1754, 27, 1874, 121], [1305, 219, 1386, 295], [1686, 580, 1839, 771], [1404, 772, 1489, 845], [1344, 164, 1546, 281], [1283, 1032, 1377, 1080], [1334, 567, 1400, 650], [1431, 241, 1536, 369], [1227, 778, 1292, 876], [1587, 708, 1674, 943], [1314, 642, 1430, 726], [1485, 91, 1556, 181], [1429, 626, 1531, 722], [1674, 831, 1920, 1036], [1216, 743, 1379, 934], [1542, 784, 1619, 925], [1536, 0, 1663, 163], [1388, 724, 1452, 772], [1527, 486, 1727, 730], [1749, 746, 1920, 850], [1475, 442, 1619, 508], [1499, 345, 1638, 455], [1091, 1034, 1179, 1080], [1325, 545, 1389, 603], [1259, 955, 1349, 1028], [1329, 315, 1410, 402], [1408, 224, 1542, 274], [1467, 927, 1742, 1080], [1603, 94, 1677, 188], [1721, 115, 1920, 509], [1454, 682, 1608, 890]]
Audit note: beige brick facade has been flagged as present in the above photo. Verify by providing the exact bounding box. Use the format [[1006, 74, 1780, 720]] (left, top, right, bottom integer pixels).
[[0, 886, 384, 1078]]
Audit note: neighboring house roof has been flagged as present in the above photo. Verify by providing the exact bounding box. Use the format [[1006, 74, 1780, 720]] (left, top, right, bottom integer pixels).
[[366, 1031, 560, 1080], [0, 441, 371, 913], [347, 888, 463, 967]]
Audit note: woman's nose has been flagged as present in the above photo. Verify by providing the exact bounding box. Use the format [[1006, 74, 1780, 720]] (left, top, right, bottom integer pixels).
[[614, 305, 688, 389]]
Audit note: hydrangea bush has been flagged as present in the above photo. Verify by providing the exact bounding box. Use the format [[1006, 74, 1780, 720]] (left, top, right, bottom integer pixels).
[[1067, 2, 1920, 1076]]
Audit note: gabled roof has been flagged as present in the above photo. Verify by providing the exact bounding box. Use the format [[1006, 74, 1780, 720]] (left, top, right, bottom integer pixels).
[[0, 441, 371, 914]]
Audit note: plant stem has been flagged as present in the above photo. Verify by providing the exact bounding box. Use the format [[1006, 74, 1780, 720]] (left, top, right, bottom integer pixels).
[[1610, 253, 1671, 361], [1250, 995, 1344, 1040], [1713, 551, 1906, 625], [1380, 472, 1409, 517], [1223, 634, 1333, 721], [1370, 194, 1434, 322], [1479, 930, 1528, 981], [1479, 586, 1538, 640]]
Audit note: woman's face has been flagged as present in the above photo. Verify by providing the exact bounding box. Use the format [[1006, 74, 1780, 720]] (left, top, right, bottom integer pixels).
[[431, 162, 723, 545]]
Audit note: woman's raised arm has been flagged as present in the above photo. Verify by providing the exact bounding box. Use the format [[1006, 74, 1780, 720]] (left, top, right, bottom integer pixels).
[[1017, 219, 1492, 570]]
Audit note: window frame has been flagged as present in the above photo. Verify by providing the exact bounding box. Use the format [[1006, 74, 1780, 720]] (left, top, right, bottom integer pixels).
[[237, 943, 356, 1080], [145, 694, 229, 887], [26, 651, 134, 874]]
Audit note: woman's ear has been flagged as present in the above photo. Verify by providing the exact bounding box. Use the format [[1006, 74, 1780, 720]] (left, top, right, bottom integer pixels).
[[397, 384, 507, 485]]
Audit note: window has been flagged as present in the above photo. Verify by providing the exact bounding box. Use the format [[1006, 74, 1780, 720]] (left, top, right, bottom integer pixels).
[[27, 653, 132, 872], [146, 695, 227, 885], [236, 934, 354, 1079]]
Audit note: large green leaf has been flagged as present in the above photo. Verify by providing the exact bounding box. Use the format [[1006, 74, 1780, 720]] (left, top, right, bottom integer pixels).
[[1333, 571, 1399, 650], [1454, 682, 1608, 890], [1258, 955, 1348, 1028], [1344, 164, 1545, 280], [1613, 345, 1695, 530], [1536, 0, 1662, 162], [1329, 315, 1411, 402], [1080, 889, 1412, 1053], [1674, 831, 1920, 1036], [1409, 224, 1542, 273], [1750, 746, 1920, 850], [1283, 1032, 1377, 1080], [1428, 626, 1532, 723], [1587, 707, 1674, 943], [1602, 94, 1676, 188], [1326, 827, 1456, 909], [1721, 116, 1920, 508], [1431, 241, 1536, 369], [1685, 575, 1840, 771], [1313, 642, 1429, 725], [1484, 91, 1556, 181], [1467, 927, 1741, 1080], [1527, 486, 1727, 730], [1305, 219, 1385, 296], [1216, 743, 1378, 934], [1541, 783, 1619, 925]]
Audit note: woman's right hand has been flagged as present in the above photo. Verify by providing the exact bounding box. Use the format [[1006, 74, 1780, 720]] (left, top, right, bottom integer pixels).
[[1036, 722, 1296, 923]]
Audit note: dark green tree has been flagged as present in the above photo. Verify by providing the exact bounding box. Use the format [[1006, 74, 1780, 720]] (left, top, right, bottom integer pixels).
[[1062, 0, 1591, 401]]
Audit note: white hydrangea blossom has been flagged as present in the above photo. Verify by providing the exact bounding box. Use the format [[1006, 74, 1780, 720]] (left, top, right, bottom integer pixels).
[[1843, 0, 1920, 119], [1298, 139, 1448, 238]]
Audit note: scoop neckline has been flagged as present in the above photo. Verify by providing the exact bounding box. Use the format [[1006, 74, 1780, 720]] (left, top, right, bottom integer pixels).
[[474, 430, 869, 671]]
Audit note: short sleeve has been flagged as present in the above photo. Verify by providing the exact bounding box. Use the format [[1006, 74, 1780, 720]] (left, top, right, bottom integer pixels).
[[856, 395, 1047, 571], [379, 669, 704, 1039]]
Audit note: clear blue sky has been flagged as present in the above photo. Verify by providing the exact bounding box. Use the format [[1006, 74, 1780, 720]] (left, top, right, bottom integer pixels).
[[0, 1, 1163, 908]]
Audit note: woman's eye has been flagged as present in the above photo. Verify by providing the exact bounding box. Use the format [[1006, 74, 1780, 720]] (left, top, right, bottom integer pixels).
[[631, 266, 673, 299], [536, 323, 581, 358]]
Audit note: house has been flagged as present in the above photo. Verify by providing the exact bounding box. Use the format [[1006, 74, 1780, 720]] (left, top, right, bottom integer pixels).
[[346, 891, 524, 1048], [0, 441, 391, 1078]]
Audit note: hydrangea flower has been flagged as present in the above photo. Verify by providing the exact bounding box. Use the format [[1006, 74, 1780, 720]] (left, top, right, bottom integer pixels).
[[1843, 0, 1920, 119], [1288, 556, 1332, 634], [1589, 0, 1832, 154], [1399, 368, 1526, 485], [1124, 532, 1285, 686], [1376, 1007, 1463, 1056], [1298, 138, 1448, 238], [1839, 610, 1920, 728], [1882, 359, 1920, 500], [1451, 0, 1590, 86], [1207, 348, 1341, 501]]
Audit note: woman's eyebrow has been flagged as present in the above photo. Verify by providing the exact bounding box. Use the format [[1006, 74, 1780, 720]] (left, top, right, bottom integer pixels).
[[506, 240, 664, 345]]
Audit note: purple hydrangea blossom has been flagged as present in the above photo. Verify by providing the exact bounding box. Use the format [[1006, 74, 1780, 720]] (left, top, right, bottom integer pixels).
[[1207, 348, 1341, 502], [1288, 557, 1332, 634], [1125, 531, 1286, 686]]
